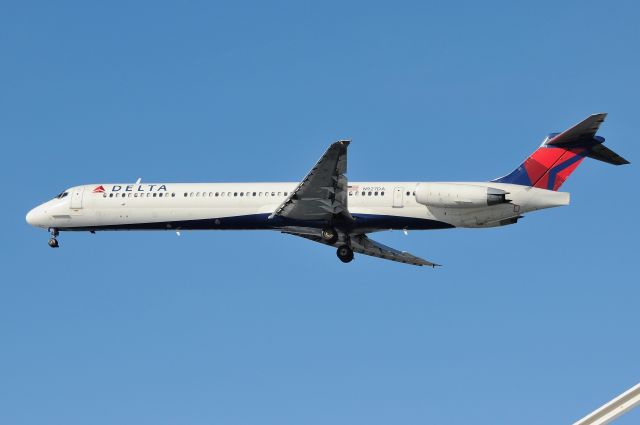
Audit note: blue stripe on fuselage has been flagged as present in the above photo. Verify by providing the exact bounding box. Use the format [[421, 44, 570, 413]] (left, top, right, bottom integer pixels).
[[58, 213, 454, 232]]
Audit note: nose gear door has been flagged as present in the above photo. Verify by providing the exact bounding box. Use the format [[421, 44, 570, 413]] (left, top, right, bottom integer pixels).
[[70, 187, 85, 209]]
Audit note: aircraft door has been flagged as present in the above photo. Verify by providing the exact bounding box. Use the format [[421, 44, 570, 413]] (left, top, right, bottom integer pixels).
[[393, 187, 404, 208], [70, 187, 85, 209]]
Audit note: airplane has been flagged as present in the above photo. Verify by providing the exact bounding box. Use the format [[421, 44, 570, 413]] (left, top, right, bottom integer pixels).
[[26, 113, 629, 266]]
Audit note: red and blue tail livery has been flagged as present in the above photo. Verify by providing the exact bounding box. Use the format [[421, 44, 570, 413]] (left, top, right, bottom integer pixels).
[[493, 113, 629, 191]]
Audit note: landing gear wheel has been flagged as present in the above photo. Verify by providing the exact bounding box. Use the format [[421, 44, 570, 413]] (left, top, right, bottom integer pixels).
[[321, 227, 338, 244], [336, 245, 354, 263], [48, 228, 59, 248]]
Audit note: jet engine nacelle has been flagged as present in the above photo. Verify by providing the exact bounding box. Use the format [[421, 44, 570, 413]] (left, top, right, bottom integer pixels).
[[415, 183, 510, 208]]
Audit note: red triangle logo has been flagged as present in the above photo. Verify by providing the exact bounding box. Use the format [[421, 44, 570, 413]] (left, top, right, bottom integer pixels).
[[92, 185, 105, 193]]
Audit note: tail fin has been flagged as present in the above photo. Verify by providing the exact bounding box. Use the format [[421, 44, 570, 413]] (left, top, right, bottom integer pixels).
[[492, 113, 629, 191]]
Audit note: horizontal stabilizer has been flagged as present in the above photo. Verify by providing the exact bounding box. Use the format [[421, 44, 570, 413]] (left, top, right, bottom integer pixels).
[[546, 113, 607, 147], [586, 144, 630, 165]]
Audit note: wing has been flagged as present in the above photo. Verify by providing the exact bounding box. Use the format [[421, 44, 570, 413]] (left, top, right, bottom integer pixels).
[[284, 230, 440, 267], [350, 234, 440, 267], [270, 140, 352, 221]]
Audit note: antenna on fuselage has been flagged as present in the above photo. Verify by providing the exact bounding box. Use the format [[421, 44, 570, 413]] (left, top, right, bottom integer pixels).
[[135, 177, 141, 184]]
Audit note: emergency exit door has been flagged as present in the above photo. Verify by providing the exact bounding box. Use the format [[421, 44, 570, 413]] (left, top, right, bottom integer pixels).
[[393, 187, 404, 208]]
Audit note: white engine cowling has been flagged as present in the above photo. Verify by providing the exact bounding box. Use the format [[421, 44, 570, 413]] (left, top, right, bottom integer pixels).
[[415, 183, 509, 208]]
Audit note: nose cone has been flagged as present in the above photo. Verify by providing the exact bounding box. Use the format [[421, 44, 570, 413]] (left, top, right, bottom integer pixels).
[[26, 207, 43, 227]]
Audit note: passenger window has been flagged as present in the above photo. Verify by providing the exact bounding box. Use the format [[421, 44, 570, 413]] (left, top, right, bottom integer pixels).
[[109, 193, 113, 198], [368, 191, 372, 196], [172, 193, 176, 197], [153, 193, 157, 197], [374, 191, 378, 196], [361, 191, 365, 196], [349, 191, 352, 196], [406, 191, 410, 196], [259, 192, 263, 196], [159, 193, 163, 197], [240, 192, 244, 197], [134, 193, 138, 197], [381, 191, 384, 196], [234, 192, 238, 197], [271, 192, 275, 196], [278, 192, 281, 196], [184, 193, 188, 197], [227, 192, 231, 196], [253, 192, 257, 196], [284, 192, 288, 196], [128, 193, 132, 197]]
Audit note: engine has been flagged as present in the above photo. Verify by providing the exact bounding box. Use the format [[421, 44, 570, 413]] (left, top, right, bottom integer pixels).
[[415, 183, 510, 208]]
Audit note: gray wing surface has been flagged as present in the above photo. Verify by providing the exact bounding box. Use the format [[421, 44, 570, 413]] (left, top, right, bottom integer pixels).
[[284, 230, 439, 267], [350, 234, 440, 267], [269, 140, 352, 221]]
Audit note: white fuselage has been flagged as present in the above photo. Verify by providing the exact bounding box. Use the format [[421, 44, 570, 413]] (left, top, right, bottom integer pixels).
[[26, 181, 570, 232]]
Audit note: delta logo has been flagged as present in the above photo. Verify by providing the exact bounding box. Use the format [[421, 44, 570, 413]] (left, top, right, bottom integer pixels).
[[92, 185, 106, 193]]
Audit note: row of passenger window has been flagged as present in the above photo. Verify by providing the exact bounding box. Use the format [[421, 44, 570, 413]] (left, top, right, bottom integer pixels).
[[103, 190, 396, 199], [102, 191, 291, 199], [184, 191, 289, 198], [349, 191, 385, 196]]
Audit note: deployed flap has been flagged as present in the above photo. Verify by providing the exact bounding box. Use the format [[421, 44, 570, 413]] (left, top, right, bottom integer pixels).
[[547, 113, 607, 147], [350, 234, 440, 267], [270, 140, 352, 221]]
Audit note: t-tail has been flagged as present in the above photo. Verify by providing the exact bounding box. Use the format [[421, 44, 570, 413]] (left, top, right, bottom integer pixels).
[[493, 113, 629, 191]]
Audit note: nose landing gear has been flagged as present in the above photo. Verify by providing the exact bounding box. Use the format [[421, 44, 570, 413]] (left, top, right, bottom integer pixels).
[[48, 228, 59, 248]]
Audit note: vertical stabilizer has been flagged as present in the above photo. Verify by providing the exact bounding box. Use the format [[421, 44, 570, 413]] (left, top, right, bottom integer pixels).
[[493, 113, 629, 191]]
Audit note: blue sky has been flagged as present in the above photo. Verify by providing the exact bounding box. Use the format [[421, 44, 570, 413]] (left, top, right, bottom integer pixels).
[[2, 1, 639, 424]]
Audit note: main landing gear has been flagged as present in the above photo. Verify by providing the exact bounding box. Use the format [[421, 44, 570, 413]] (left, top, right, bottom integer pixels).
[[336, 244, 354, 263], [321, 227, 353, 263], [48, 228, 59, 248]]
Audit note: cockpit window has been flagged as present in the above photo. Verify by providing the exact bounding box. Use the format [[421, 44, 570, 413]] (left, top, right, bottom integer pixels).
[[55, 191, 69, 199]]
